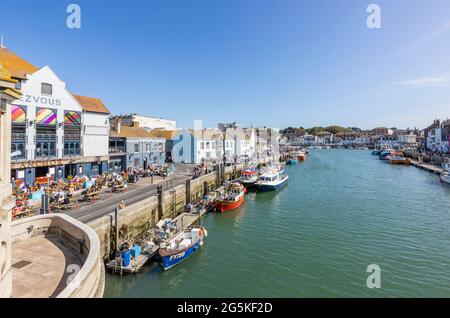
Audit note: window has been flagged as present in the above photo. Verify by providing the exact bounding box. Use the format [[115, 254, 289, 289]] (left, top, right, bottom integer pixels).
[[134, 144, 139, 153], [212, 142, 215, 149], [206, 142, 210, 149], [41, 83, 53, 95], [14, 81, 22, 90], [146, 144, 151, 152], [134, 158, 140, 167], [200, 142, 204, 150]]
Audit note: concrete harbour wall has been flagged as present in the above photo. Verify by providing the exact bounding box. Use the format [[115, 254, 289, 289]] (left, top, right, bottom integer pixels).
[[88, 164, 245, 259]]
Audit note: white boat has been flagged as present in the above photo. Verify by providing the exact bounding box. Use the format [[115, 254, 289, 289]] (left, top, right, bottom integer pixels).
[[240, 169, 259, 187], [441, 173, 450, 184], [255, 169, 288, 192], [441, 163, 450, 184], [158, 226, 207, 270]]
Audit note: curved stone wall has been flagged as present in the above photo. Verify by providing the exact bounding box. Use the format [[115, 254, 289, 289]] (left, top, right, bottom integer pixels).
[[11, 214, 104, 298]]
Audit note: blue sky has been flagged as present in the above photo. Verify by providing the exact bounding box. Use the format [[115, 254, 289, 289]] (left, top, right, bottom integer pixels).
[[2, 0, 450, 129]]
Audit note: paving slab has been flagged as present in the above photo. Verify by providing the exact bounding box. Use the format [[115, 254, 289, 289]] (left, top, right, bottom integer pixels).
[[12, 235, 83, 298]]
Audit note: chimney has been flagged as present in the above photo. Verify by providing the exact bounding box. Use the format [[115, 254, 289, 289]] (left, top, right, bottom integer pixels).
[[115, 116, 121, 134]]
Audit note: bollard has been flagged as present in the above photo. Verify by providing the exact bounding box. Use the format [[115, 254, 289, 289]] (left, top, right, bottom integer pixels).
[[157, 184, 164, 220], [203, 181, 208, 196], [186, 179, 191, 205]]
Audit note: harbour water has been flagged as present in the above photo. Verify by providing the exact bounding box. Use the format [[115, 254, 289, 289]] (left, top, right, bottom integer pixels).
[[104, 149, 450, 297]]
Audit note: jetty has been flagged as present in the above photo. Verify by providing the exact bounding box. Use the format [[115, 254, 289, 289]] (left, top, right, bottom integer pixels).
[[410, 160, 444, 175], [106, 246, 159, 274]]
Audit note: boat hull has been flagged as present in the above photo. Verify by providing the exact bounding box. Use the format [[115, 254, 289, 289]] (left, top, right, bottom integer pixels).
[[241, 180, 257, 187], [389, 159, 411, 165], [288, 159, 298, 165], [160, 238, 203, 270], [256, 177, 288, 192], [298, 155, 307, 161], [441, 174, 450, 184], [217, 194, 244, 212]]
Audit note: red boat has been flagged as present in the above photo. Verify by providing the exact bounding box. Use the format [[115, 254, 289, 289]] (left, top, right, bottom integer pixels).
[[216, 182, 246, 213]]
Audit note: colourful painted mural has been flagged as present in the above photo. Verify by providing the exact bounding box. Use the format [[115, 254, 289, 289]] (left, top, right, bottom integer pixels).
[[11, 105, 26, 123], [36, 108, 56, 125], [64, 111, 81, 126]]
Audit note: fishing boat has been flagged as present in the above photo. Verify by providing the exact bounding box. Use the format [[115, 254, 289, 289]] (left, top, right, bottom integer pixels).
[[293, 151, 307, 161], [216, 182, 246, 213], [240, 169, 259, 187], [298, 152, 307, 161], [256, 169, 289, 192], [159, 226, 207, 270], [388, 155, 411, 165]]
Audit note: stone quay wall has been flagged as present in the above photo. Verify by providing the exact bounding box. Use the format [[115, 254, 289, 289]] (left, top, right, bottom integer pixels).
[[88, 163, 245, 259]]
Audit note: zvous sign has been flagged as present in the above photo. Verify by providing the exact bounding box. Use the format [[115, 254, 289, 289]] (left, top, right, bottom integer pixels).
[[19, 94, 62, 106]]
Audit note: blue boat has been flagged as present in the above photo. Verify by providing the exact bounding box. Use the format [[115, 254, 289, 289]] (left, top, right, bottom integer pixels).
[[256, 169, 289, 192], [371, 150, 381, 156], [287, 158, 298, 165], [379, 149, 393, 160], [158, 226, 207, 270]]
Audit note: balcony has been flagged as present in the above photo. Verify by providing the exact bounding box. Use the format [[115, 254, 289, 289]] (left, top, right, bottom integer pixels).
[[36, 133, 57, 142], [109, 146, 126, 154]]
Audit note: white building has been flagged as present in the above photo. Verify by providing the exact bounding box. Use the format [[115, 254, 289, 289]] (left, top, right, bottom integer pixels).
[[226, 127, 256, 161], [2, 47, 110, 183], [397, 134, 417, 145], [73, 95, 110, 158], [194, 128, 235, 164], [118, 114, 176, 130]]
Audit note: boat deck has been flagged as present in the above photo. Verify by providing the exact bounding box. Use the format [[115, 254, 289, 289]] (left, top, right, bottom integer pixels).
[[174, 212, 206, 229]]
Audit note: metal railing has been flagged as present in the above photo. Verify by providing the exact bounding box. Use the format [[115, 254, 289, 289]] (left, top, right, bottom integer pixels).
[[109, 147, 126, 153]]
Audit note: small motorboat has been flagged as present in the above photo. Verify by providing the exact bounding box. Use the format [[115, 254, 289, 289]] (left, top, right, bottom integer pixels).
[[256, 169, 289, 192], [158, 226, 207, 270], [216, 182, 246, 213], [388, 155, 411, 165], [287, 158, 298, 165], [379, 149, 394, 160], [293, 151, 307, 161], [240, 169, 259, 187], [298, 153, 307, 161]]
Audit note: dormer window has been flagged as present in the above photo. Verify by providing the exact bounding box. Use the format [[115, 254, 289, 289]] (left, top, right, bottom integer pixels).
[[41, 83, 53, 95]]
